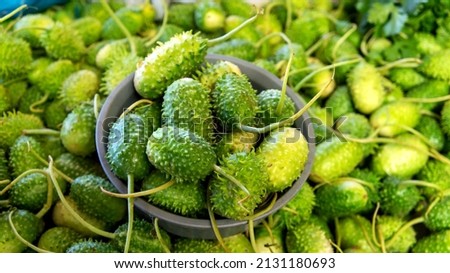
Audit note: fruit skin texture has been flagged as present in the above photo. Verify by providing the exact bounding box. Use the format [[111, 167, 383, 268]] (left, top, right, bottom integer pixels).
[[9, 135, 46, 178], [215, 131, 259, 159], [101, 7, 144, 40], [257, 127, 309, 192], [208, 39, 257, 62], [417, 158, 450, 198], [13, 14, 55, 48], [37, 227, 84, 253], [0, 35, 33, 80], [40, 22, 86, 61], [197, 60, 241, 90], [376, 215, 416, 253], [424, 196, 450, 232], [0, 111, 43, 149], [420, 49, 450, 81], [194, 1, 225, 33], [134, 31, 207, 99], [209, 152, 269, 220], [379, 177, 421, 217], [256, 89, 296, 126], [146, 126, 217, 183], [412, 230, 450, 253], [37, 59, 77, 99], [168, 3, 196, 30], [0, 209, 44, 253], [338, 215, 378, 253], [285, 216, 334, 253], [60, 103, 97, 157], [60, 70, 99, 111], [66, 239, 119, 253], [310, 136, 364, 183]]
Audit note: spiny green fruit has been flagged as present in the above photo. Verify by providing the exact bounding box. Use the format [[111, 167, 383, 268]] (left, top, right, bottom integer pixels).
[[315, 178, 369, 218], [27, 57, 52, 86], [168, 3, 196, 30], [101, 7, 145, 40], [54, 153, 105, 179], [197, 60, 241, 90], [131, 103, 162, 140], [107, 114, 152, 181], [37, 227, 84, 253], [208, 39, 257, 61], [10, 171, 67, 213], [162, 78, 214, 141], [44, 100, 68, 130], [215, 131, 259, 159], [141, 169, 206, 217], [412, 230, 450, 253], [257, 127, 309, 192], [194, 1, 225, 33], [335, 113, 372, 139], [71, 16, 102, 46], [35, 135, 67, 160], [324, 86, 355, 119], [66, 239, 119, 253], [37, 59, 77, 99], [134, 31, 207, 99], [113, 218, 171, 253], [13, 14, 54, 48], [0, 149, 9, 182], [304, 60, 336, 98], [347, 62, 385, 114], [276, 182, 315, 229], [82, 2, 110, 22], [0, 209, 44, 253], [101, 53, 142, 95], [0, 86, 11, 114], [224, 15, 261, 43], [420, 49, 450, 81], [4, 81, 28, 109], [158, 24, 184, 43], [86, 40, 112, 66], [209, 151, 269, 220], [285, 216, 334, 253], [414, 32, 443, 55], [310, 136, 364, 183], [174, 238, 223, 253], [256, 89, 296, 126], [9, 136, 46, 178], [40, 22, 85, 61], [17, 86, 46, 117], [371, 133, 429, 178], [253, 59, 278, 75], [254, 225, 285, 253], [416, 115, 445, 151], [60, 70, 99, 111], [338, 215, 378, 253], [212, 73, 258, 131], [424, 196, 450, 232], [0, 35, 33, 81], [0, 112, 43, 150], [146, 126, 216, 183], [369, 101, 421, 137], [271, 43, 308, 87], [285, 10, 330, 49], [95, 41, 130, 70], [221, 0, 255, 18], [69, 175, 127, 224], [406, 80, 449, 111], [376, 215, 416, 253], [60, 102, 97, 156], [222, 233, 254, 253], [417, 158, 450, 198], [379, 177, 421, 217], [52, 197, 112, 237], [389, 67, 426, 90]]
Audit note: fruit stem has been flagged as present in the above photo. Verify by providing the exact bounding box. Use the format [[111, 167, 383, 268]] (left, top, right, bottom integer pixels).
[[100, 180, 174, 198], [99, 0, 136, 55], [144, 0, 169, 47], [424, 195, 441, 218], [263, 1, 283, 16], [305, 33, 332, 57], [0, 4, 27, 23], [334, 217, 342, 248], [30, 93, 49, 113], [261, 220, 277, 253], [22, 128, 60, 136], [48, 157, 116, 239], [352, 215, 379, 252], [124, 174, 134, 254], [400, 180, 443, 192], [360, 28, 374, 57], [240, 193, 277, 221], [371, 202, 381, 248], [94, 94, 101, 120], [275, 34, 294, 116], [213, 165, 249, 196], [208, 11, 262, 46], [248, 220, 258, 252], [376, 58, 423, 73], [401, 94, 450, 104], [285, 0, 292, 30], [384, 216, 425, 250], [8, 210, 53, 253], [119, 99, 154, 119], [332, 24, 357, 61], [35, 172, 54, 219], [0, 200, 10, 206], [28, 148, 73, 183], [154, 218, 171, 253], [206, 185, 229, 253], [0, 168, 48, 196], [335, 177, 376, 191], [377, 224, 387, 253], [0, 179, 10, 185]]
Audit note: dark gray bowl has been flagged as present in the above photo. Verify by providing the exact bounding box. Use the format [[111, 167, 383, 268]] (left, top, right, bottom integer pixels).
[[95, 54, 315, 239]]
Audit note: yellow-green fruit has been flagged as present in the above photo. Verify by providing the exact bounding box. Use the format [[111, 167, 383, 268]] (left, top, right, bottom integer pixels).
[[70, 16, 102, 46], [370, 101, 421, 137], [60, 70, 99, 111], [0, 111, 43, 149], [0, 35, 33, 81], [13, 14, 54, 48], [40, 23, 86, 61], [37, 59, 77, 99], [420, 49, 450, 81]]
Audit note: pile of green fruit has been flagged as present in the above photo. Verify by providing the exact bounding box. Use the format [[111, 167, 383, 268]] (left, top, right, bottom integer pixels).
[[1, 0, 450, 253]]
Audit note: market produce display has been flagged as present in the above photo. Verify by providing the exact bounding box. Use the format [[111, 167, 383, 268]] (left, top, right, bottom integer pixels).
[[1, 0, 450, 253]]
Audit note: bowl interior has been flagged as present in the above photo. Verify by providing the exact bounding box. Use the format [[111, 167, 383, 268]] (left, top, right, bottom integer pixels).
[[96, 54, 316, 239]]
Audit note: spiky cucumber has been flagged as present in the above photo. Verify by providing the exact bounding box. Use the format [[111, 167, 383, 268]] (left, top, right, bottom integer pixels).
[[37, 227, 84, 253], [0, 112, 44, 149]]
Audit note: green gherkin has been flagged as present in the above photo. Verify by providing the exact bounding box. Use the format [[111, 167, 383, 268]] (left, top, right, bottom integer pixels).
[[254, 225, 285, 253], [54, 153, 105, 179], [416, 115, 445, 151], [194, 1, 225, 33], [324, 86, 355, 119], [224, 15, 261, 43], [44, 99, 68, 130], [162, 78, 214, 142], [4, 81, 28, 109], [37, 59, 77, 99], [209, 151, 269, 220], [412, 230, 450, 253], [60, 70, 99, 111], [131, 103, 162, 140], [271, 43, 308, 87], [101, 7, 145, 40], [285, 10, 330, 49], [9, 136, 46, 178], [113, 218, 171, 253], [389, 67, 426, 90], [13, 14, 54, 48], [215, 131, 259, 159], [107, 114, 152, 181], [256, 89, 296, 126], [0, 209, 44, 253], [335, 113, 372, 139], [286, 215, 334, 253], [17, 86, 46, 117], [221, 0, 255, 18], [158, 24, 184, 43], [66, 239, 119, 253], [0, 86, 11, 114], [406, 80, 449, 111], [417, 157, 450, 198], [69, 175, 126, 224], [0, 35, 33, 81], [168, 3, 196, 30], [420, 49, 450, 81], [37, 227, 84, 253], [101, 54, 142, 96], [338, 215, 379, 253], [379, 177, 421, 217], [146, 126, 217, 183], [257, 127, 309, 192], [134, 31, 208, 99], [40, 23, 86, 61], [424, 196, 450, 232], [0, 112, 43, 149], [142, 169, 206, 217], [174, 238, 223, 253], [60, 102, 97, 157], [197, 60, 241, 90], [28, 57, 52, 86], [70, 16, 102, 46], [212, 73, 258, 131], [376, 215, 416, 253], [208, 39, 257, 62], [253, 59, 278, 75]]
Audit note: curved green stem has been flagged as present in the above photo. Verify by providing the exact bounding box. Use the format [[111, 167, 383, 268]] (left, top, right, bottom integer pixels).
[[206, 185, 229, 253], [154, 218, 171, 253], [22, 128, 60, 136], [334, 217, 341, 248], [213, 165, 249, 196], [240, 193, 277, 221], [94, 94, 101, 120], [144, 0, 169, 47], [305, 33, 332, 56], [384, 217, 424, 250], [332, 23, 357, 60], [280, 206, 299, 215], [0, 4, 27, 23], [352, 215, 379, 252], [400, 180, 443, 192], [124, 174, 134, 254], [101, 180, 174, 198], [376, 58, 422, 73], [401, 94, 450, 104], [35, 173, 54, 219], [377, 224, 387, 253], [0, 200, 10, 206], [334, 177, 376, 191], [208, 11, 262, 45], [119, 99, 154, 119], [30, 93, 49, 113], [424, 196, 441, 218], [360, 28, 374, 57], [248, 219, 258, 253], [28, 149, 73, 183], [371, 203, 381, 248], [285, 0, 292, 30], [0, 169, 48, 196]]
